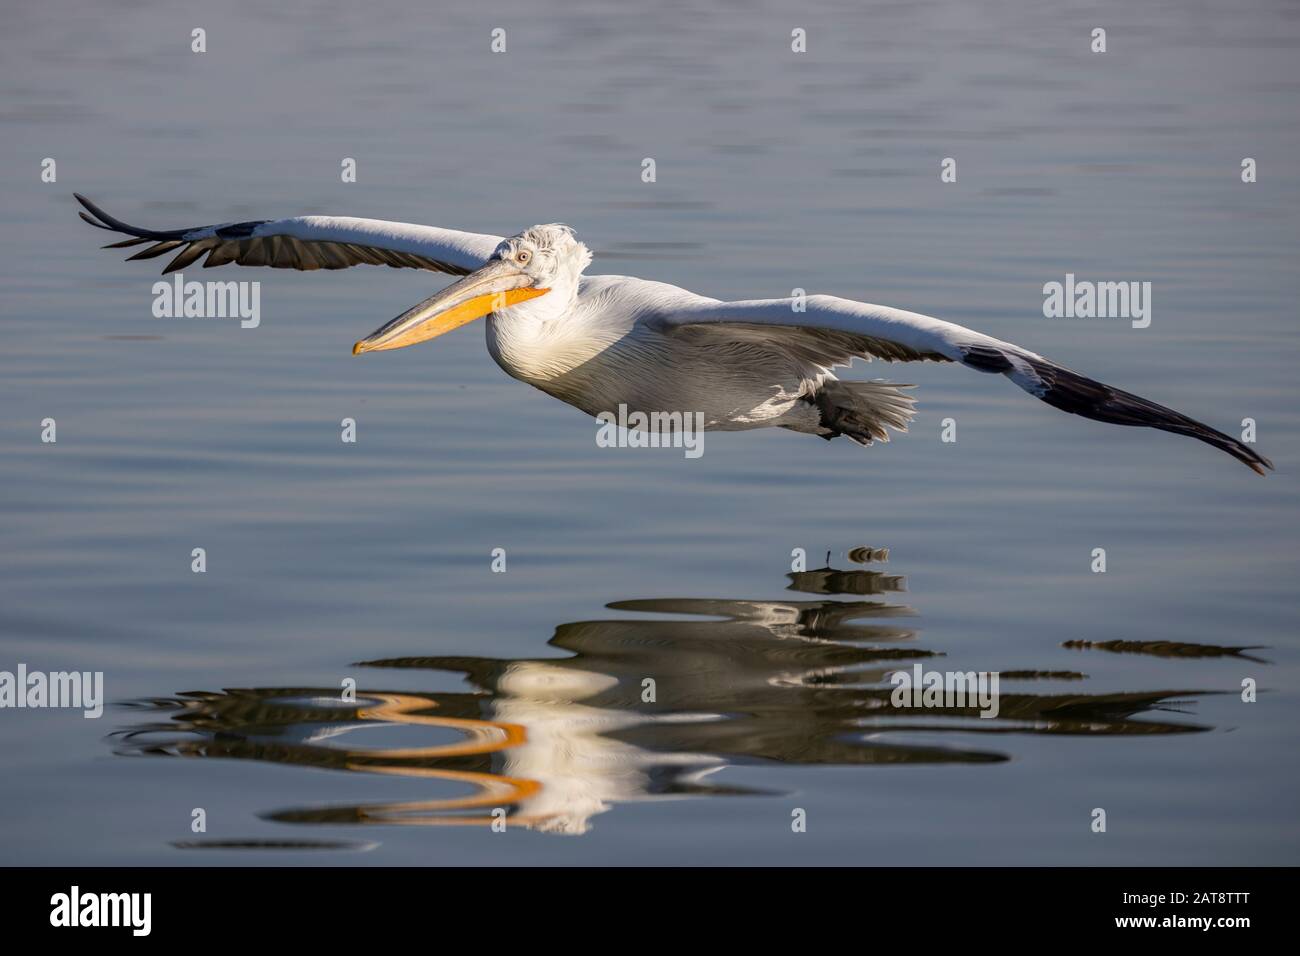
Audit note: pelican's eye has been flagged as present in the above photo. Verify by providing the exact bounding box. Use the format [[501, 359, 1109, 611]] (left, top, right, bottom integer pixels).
[[515, 249, 531, 265]]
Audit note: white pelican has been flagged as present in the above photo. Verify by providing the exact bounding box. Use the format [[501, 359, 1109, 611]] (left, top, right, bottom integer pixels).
[[77, 194, 1271, 474]]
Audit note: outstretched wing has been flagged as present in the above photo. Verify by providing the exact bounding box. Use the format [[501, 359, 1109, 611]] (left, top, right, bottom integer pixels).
[[663, 294, 1272, 475], [76, 194, 503, 276]]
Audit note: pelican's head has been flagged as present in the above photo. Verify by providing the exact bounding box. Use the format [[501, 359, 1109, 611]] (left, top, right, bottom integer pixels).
[[494, 223, 592, 293], [352, 224, 590, 354]]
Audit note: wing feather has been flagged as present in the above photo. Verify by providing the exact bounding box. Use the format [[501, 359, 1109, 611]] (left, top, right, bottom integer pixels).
[[663, 295, 967, 369], [76, 194, 502, 276], [662, 293, 1271, 474], [126, 241, 185, 262]]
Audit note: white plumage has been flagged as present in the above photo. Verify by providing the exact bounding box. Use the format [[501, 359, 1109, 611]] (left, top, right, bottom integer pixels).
[[77, 195, 1271, 474]]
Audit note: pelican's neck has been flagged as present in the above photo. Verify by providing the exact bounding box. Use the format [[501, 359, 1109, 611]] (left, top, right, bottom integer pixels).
[[501, 273, 579, 326], [485, 274, 597, 385]]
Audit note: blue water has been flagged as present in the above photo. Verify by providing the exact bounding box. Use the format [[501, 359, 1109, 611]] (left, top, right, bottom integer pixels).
[[1, 0, 1298, 864]]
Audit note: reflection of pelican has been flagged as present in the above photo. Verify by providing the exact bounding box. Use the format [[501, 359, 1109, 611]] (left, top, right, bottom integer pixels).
[[1064, 639, 1269, 663], [114, 558, 1216, 837], [77, 195, 1270, 473]]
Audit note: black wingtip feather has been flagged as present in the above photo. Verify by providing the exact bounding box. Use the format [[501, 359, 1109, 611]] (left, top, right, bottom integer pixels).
[[79, 210, 113, 231], [1021, 354, 1272, 476], [74, 194, 188, 241]]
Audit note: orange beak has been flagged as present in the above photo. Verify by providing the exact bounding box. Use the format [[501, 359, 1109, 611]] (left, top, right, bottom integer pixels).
[[353, 259, 550, 354]]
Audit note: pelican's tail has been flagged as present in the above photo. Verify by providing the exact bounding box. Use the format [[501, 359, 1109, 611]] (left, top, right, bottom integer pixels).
[[961, 345, 1273, 475], [814, 380, 915, 445]]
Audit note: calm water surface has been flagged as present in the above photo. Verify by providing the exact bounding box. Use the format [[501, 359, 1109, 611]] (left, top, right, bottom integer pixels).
[[2, 0, 1298, 864]]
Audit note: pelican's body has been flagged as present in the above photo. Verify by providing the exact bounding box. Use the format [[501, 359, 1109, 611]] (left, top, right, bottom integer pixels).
[[77, 195, 1272, 473], [489, 275, 803, 431]]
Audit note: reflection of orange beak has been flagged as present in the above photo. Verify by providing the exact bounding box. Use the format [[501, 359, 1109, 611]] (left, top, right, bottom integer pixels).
[[342, 692, 551, 827], [353, 258, 550, 354]]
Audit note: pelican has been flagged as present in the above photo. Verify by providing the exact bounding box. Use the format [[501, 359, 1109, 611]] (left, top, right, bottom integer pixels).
[[76, 194, 1271, 474]]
